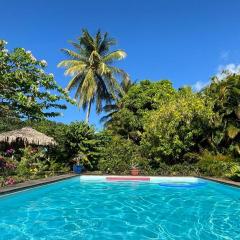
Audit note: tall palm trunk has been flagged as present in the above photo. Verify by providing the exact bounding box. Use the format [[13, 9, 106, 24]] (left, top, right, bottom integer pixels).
[[85, 100, 92, 123]]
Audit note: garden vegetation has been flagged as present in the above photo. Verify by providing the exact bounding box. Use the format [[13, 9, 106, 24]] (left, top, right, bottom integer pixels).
[[0, 30, 240, 186]]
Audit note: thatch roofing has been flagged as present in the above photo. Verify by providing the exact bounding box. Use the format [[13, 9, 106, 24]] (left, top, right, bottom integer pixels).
[[0, 127, 57, 146]]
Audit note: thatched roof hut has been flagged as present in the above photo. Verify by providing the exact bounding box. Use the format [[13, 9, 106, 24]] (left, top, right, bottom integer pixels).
[[0, 127, 57, 146]]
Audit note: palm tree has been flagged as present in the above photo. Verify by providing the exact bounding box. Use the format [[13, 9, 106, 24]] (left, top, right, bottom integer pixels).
[[100, 78, 134, 127], [205, 73, 240, 153], [58, 29, 129, 123]]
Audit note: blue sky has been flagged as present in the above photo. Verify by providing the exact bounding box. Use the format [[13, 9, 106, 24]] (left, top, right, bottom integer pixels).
[[1, 0, 240, 129]]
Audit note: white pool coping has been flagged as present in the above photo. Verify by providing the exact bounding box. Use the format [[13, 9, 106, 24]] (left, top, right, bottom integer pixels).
[[79, 175, 199, 183]]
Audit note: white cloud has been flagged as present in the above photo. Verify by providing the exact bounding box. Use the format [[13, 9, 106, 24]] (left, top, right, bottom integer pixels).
[[192, 81, 209, 92], [216, 63, 240, 80], [192, 63, 240, 92]]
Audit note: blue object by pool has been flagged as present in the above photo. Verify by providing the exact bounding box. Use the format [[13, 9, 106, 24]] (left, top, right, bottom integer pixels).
[[72, 164, 84, 174], [158, 181, 207, 188], [0, 177, 240, 239]]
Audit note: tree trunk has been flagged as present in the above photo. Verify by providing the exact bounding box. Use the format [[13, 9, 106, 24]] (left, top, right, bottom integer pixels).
[[85, 101, 91, 123]]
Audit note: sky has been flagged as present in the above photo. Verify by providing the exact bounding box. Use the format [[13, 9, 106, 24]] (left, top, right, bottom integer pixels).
[[1, 0, 240, 129]]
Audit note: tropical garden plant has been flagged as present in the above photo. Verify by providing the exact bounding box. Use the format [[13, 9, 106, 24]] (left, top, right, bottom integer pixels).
[[2, 30, 240, 186], [100, 78, 133, 127], [0, 40, 72, 120], [58, 29, 129, 122], [204, 73, 240, 156]]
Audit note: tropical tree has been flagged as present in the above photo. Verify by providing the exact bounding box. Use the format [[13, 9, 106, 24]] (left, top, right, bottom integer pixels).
[[100, 78, 133, 127], [64, 121, 104, 169], [0, 40, 71, 120], [141, 87, 214, 164], [205, 73, 240, 155], [58, 29, 129, 123], [108, 80, 176, 142]]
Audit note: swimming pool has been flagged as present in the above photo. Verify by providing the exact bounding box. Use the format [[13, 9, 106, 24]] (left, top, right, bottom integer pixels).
[[0, 176, 240, 239]]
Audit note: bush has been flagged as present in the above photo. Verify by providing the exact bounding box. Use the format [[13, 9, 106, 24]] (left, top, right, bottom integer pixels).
[[28, 120, 70, 164], [141, 88, 213, 164], [140, 162, 199, 176], [197, 151, 234, 177], [183, 152, 201, 164], [16, 147, 70, 178], [47, 160, 69, 176], [64, 122, 103, 170], [98, 135, 148, 174], [16, 147, 45, 177], [226, 164, 240, 181]]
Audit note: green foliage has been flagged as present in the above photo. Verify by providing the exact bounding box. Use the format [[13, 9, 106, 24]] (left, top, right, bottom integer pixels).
[[226, 164, 240, 181], [47, 160, 69, 176], [0, 116, 24, 133], [2, 35, 240, 183], [27, 120, 70, 163], [58, 29, 129, 122], [205, 73, 240, 155], [98, 135, 148, 174], [141, 88, 213, 163], [100, 78, 134, 127], [197, 151, 234, 177], [64, 121, 103, 169], [16, 147, 46, 177], [0, 40, 73, 120], [109, 80, 175, 142], [16, 147, 69, 178], [182, 152, 201, 164]]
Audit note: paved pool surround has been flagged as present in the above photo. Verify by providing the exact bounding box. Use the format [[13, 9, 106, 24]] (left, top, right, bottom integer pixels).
[[0, 173, 77, 195]]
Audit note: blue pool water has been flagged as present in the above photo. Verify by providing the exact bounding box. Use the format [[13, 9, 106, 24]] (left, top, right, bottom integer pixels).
[[0, 177, 240, 240]]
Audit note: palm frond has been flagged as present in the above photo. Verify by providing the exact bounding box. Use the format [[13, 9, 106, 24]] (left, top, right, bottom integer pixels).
[[95, 30, 102, 49], [109, 66, 130, 88], [99, 33, 116, 54], [80, 69, 97, 104], [63, 63, 87, 76], [121, 77, 133, 92], [103, 50, 127, 63], [100, 111, 115, 123], [103, 103, 119, 112], [60, 48, 85, 60], [69, 41, 82, 50], [58, 60, 86, 68], [80, 29, 95, 52], [66, 74, 84, 91]]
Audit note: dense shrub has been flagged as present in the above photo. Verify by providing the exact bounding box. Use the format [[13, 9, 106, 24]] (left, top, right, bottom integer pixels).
[[204, 73, 240, 156], [29, 120, 105, 169], [197, 151, 235, 177], [141, 88, 213, 164], [182, 152, 201, 164], [16, 147, 69, 178], [64, 122, 105, 170], [28, 120, 70, 164], [98, 136, 149, 174], [139, 162, 199, 176], [109, 80, 176, 142], [226, 164, 240, 181]]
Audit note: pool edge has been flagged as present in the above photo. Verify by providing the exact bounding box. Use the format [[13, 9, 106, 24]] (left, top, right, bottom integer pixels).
[[199, 176, 240, 188], [0, 173, 78, 196], [1, 175, 239, 195]]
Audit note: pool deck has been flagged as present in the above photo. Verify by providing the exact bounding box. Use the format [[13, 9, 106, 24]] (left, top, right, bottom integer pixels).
[[0, 173, 77, 195], [199, 176, 240, 188], [0, 174, 240, 195]]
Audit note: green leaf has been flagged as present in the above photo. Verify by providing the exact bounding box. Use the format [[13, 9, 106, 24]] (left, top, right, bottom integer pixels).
[[227, 125, 240, 139]]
